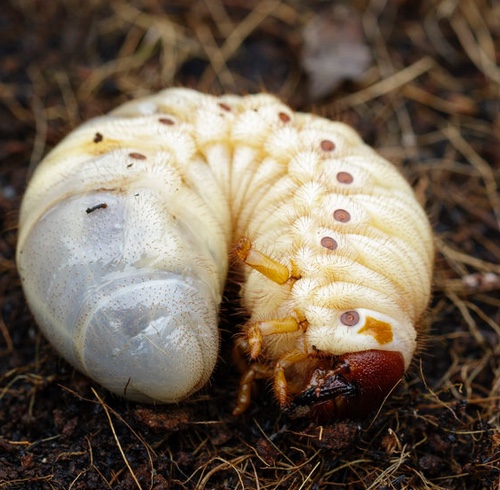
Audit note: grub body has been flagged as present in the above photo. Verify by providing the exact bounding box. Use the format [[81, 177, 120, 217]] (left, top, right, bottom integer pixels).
[[17, 89, 433, 416]]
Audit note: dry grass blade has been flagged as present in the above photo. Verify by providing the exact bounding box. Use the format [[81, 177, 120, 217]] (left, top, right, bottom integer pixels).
[[450, 1, 500, 84], [335, 56, 435, 108], [194, 0, 285, 89], [92, 389, 146, 490], [444, 125, 500, 230]]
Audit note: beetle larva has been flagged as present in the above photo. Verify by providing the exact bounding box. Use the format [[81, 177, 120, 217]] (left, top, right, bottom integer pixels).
[[17, 88, 433, 420]]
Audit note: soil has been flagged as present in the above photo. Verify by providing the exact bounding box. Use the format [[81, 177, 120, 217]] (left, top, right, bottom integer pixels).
[[0, 1, 499, 489]]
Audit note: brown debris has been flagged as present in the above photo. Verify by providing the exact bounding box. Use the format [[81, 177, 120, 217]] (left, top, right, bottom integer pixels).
[[301, 2, 373, 100]]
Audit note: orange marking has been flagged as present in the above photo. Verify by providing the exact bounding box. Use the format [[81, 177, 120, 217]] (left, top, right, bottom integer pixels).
[[86, 138, 121, 156], [358, 316, 393, 345]]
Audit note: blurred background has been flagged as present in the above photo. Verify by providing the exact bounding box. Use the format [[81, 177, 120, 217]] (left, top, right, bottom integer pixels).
[[0, 1, 499, 488]]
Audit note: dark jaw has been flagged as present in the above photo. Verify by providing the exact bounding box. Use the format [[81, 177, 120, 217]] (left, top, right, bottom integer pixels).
[[284, 350, 405, 423]]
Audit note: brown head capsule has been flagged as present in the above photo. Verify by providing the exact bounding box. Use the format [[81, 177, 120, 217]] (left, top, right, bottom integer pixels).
[[284, 350, 405, 422]]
